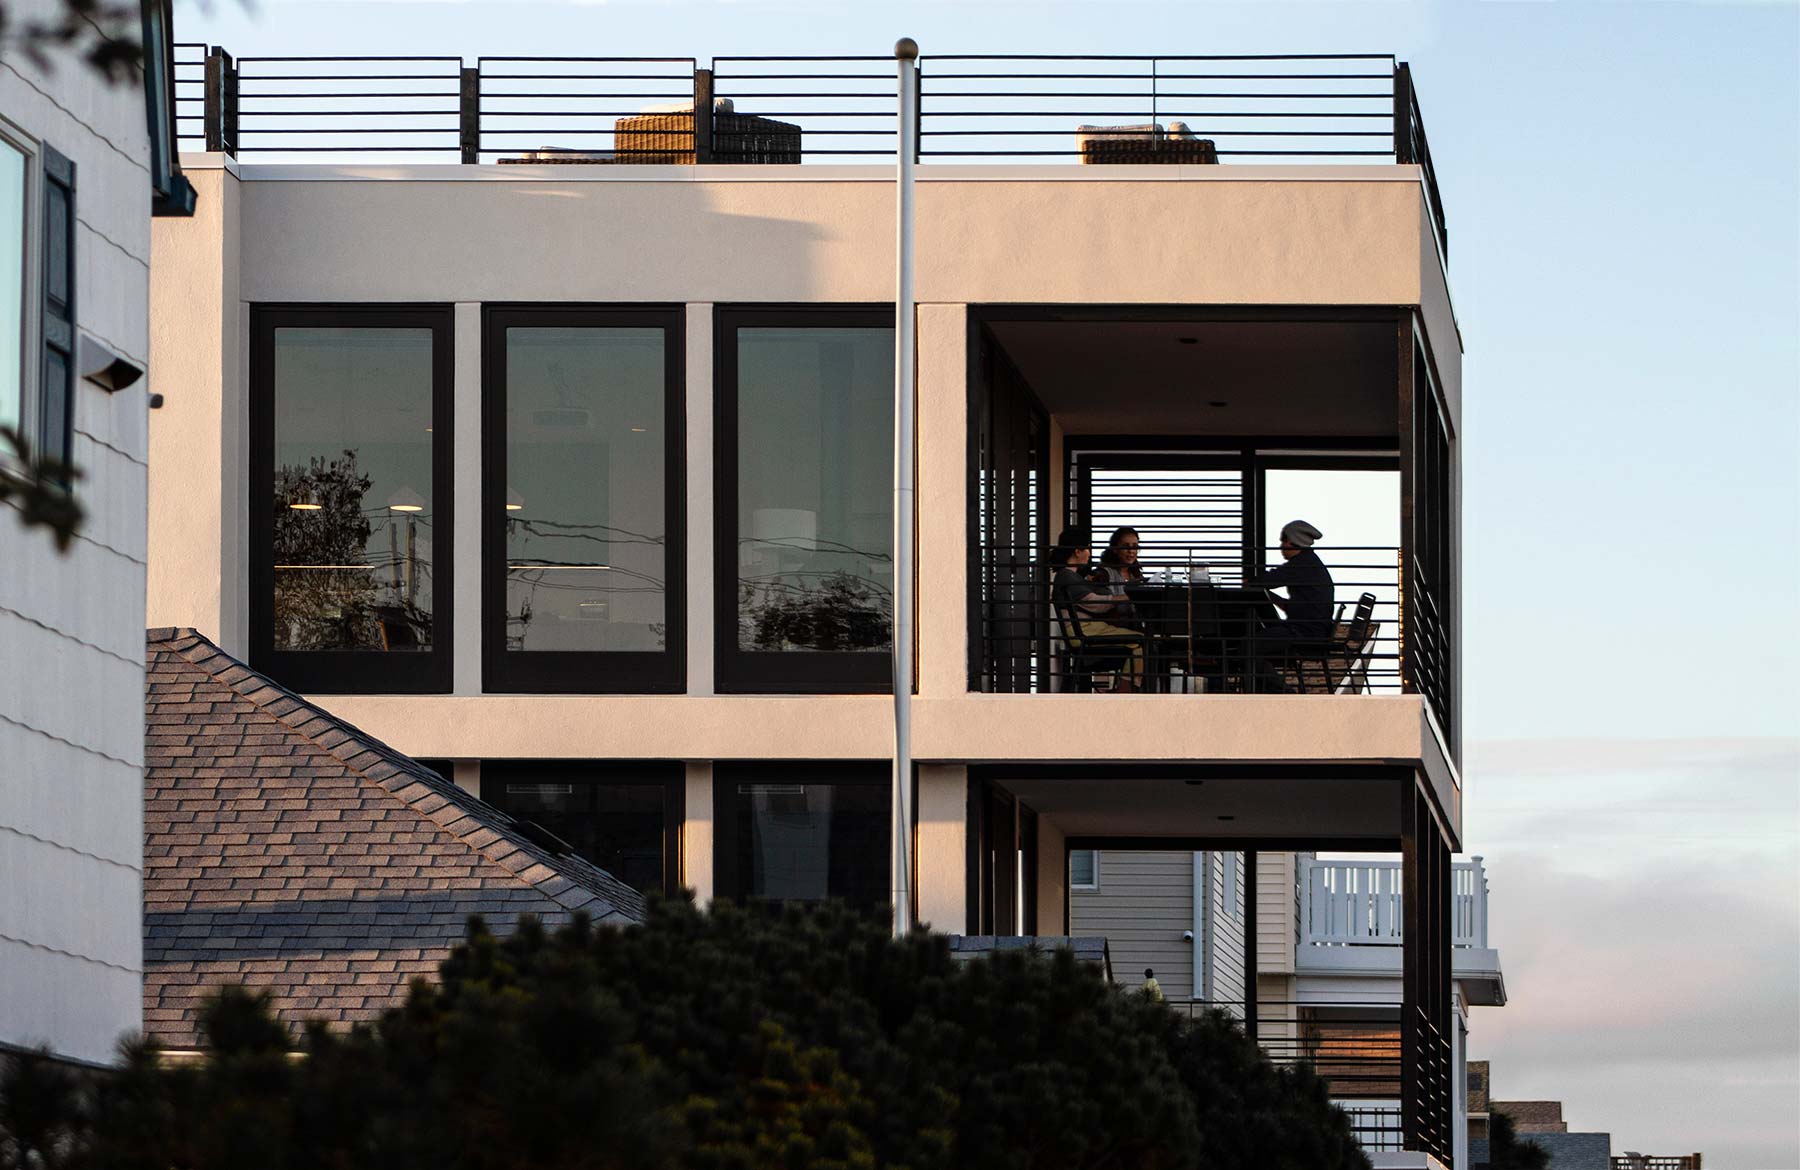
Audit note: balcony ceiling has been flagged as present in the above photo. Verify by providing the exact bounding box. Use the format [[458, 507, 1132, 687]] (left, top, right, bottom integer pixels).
[[999, 772, 1405, 842], [988, 319, 1398, 438]]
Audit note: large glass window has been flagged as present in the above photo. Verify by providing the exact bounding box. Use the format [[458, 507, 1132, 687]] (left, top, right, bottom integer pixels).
[[252, 306, 453, 693], [717, 308, 894, 693], [483, 762, 681, 897], [483, 307, 683, 692], [714, 763, 889, 908], [0, 136, 26, 439]]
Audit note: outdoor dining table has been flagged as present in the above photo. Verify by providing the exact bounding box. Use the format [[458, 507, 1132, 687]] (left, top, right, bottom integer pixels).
[[1124, 582, 1279, 692]]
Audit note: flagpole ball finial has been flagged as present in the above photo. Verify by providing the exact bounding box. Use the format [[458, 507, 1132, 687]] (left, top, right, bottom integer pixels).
[[895, 38, 919, 61]]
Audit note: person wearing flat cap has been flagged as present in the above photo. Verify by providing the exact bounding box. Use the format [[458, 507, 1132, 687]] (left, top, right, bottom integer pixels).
[[1246, 520, 1335, 690]]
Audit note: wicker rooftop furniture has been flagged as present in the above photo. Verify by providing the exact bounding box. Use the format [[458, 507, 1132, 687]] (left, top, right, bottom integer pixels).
[[615, 101, 802, 164], [1077, 121, 1219, 165]]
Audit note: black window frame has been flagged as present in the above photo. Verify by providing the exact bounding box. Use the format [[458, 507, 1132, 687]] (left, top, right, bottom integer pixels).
[[712, 760, 891, 908], [482, 759, 684, 898], [481, 304, 686, 694], [249, 303, 456, 694], [714, 304, 896, 695]]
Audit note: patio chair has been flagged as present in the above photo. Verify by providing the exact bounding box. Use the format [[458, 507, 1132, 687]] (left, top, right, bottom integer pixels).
[[1052, 596, 1151, 693], [1285, 592, 1378, 694]]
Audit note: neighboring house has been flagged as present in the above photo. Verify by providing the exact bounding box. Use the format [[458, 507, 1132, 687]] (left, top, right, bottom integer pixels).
[[147, 40, 1464, 1167], [143, 627, 643, 1047], [0, 0, 193, 1066], [1072, 848, 1503, 1163], [1469, 1066, 1704, 1170]]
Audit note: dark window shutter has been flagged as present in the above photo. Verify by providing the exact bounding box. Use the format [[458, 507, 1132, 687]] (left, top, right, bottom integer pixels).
[[39, 144, 74, 466]]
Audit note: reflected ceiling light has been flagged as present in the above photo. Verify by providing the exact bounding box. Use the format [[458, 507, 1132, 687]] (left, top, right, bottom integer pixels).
[[288, 500, 322, 511], [630, 427, 648, 433], [387, 486, 426, 513], [505, 487, 525, 512]]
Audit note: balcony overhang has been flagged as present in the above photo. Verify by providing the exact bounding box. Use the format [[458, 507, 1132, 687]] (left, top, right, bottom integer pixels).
[[1296, 945, 1507, 1008], [917, 693, 1459, 843]]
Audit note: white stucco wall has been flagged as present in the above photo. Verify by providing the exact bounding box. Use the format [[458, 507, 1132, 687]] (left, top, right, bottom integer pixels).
[[142, 155, 1466, 926], [0, 5, 153, 1065]]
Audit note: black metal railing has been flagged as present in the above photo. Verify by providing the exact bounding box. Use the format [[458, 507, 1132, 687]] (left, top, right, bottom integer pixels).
[[1393, 62, 1447, 258], [170, 49, 1440, 191], [711, 57, 898, 160], [976, 542, 1403, 696], [173, 41, 207, 153], [920, 55, 1398, 162], [475, 57, 697, 163], [1166, 1000, 1407, 1153], [1403, 1004, 1455, 1159]]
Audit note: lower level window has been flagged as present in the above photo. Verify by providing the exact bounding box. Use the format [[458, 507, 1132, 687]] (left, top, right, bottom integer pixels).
[[715, 762, 888, 908], [482, 761, 681, 897]]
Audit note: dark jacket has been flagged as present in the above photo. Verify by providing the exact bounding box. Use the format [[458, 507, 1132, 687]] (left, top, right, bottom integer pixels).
[[1250, 549, 1335, 639]]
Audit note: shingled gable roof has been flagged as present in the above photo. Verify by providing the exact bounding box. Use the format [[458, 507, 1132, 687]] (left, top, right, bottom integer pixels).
[[143, 628, 645, 1048]]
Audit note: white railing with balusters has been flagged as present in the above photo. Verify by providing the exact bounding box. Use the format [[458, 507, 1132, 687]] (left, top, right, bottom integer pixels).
[[1301, 856, 1487, 949]]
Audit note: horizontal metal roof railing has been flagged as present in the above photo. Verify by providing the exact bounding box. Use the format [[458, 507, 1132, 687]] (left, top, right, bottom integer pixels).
[[172, 47, 1446, 252]]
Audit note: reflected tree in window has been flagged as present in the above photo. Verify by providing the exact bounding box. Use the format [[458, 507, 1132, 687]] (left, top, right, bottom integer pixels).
[[271, 450, 430, 652], [746, 570, 891, 652]]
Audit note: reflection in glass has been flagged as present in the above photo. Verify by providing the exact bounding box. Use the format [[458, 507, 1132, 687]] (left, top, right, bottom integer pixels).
[[0, 139, 24, 436], [489, 776, 667, 896], [733, 782, 888, 906], [736, 327, 894, 653], [503, 327, 665, 653], [270, 327, 434, 652]]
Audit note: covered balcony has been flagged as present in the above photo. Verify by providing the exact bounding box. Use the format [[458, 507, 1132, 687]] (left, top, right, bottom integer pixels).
[[967, 307, 1458, 753]]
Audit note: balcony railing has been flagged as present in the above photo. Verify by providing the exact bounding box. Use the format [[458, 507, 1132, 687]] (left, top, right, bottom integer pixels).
[[1163, 1000, 1436, 1155], [975, 542, 1404, 696], [1301, 856, 1488, 949], [171, 46, 1447, 248]]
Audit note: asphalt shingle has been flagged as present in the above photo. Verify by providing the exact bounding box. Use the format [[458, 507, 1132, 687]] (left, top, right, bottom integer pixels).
[[143, 628, 646, 1048]]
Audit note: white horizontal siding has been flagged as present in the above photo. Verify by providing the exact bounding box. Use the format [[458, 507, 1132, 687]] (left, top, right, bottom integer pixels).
[[0, 936, 141, 1065], [0, 20, 151, 1064], [0, 829, 140, 970], [0, 721, 141, 867], [1205, 851, 1248, 1007], [1071, 851, 1195, 999], [1257, 850, 1299, 975], [0, 612, 144, 765]]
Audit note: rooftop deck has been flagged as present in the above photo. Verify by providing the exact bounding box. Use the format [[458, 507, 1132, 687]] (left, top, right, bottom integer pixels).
[[173, 48, 1446, 255]]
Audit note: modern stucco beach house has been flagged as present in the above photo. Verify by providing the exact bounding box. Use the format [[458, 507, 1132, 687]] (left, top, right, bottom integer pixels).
[[146, 44, 1464, 1165]]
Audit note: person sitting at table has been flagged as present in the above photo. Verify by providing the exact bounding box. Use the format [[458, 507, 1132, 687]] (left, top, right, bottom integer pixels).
[[1097, 526, 1148, 596], [1247, 519, 1335, 691], [1049, 526, 1145, 692]]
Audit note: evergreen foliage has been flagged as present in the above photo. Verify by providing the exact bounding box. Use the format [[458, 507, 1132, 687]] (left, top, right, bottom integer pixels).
[[1486, 1111, 1551, 1170], [0, 899, 1371, 1170]]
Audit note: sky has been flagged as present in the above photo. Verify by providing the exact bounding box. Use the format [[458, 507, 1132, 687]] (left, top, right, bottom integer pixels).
[[175, 0, 1800, 1164]]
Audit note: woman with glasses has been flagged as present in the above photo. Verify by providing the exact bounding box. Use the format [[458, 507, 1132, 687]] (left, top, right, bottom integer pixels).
[[1049, 526, 1146, 692], [1096, 526, 1147, 598]]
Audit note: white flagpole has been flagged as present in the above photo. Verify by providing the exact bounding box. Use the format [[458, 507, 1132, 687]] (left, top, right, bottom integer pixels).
[[891, 37, 919, 938]]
